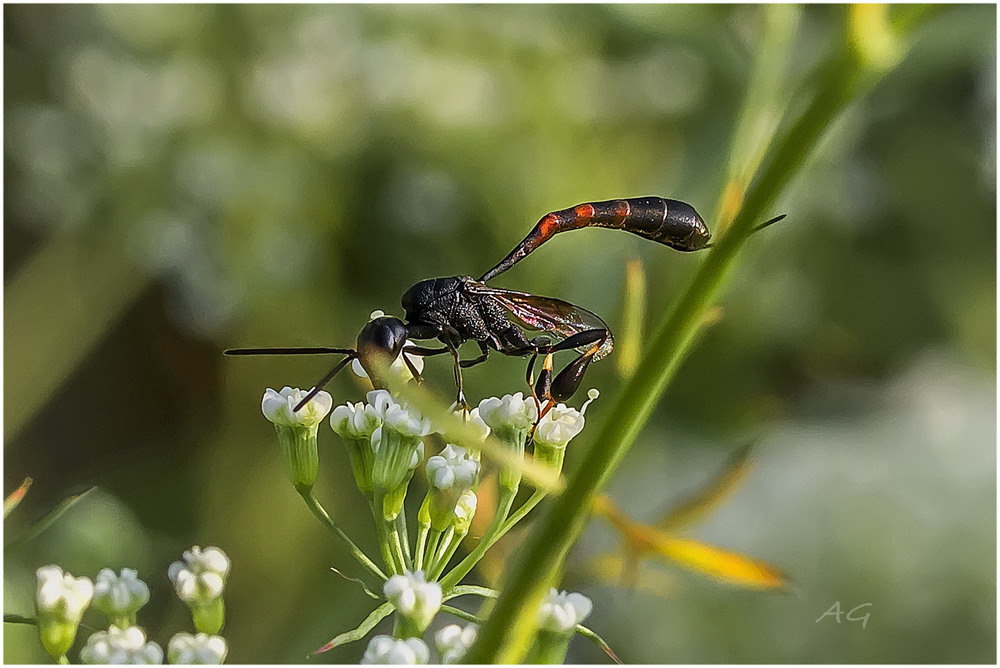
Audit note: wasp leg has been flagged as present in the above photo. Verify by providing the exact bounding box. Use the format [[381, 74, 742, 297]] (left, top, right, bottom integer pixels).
[[459, 341, 490, 369], [547, 329, 609, 402]]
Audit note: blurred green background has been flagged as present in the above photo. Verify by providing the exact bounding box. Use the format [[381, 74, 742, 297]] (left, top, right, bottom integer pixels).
[[4, 4, 995, 663]]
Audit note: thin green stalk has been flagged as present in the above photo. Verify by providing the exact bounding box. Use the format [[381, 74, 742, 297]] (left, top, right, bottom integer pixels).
[[464, 6, 931, 663], [296, 488, 386, 581], [439, 486, 517, 591], [429, 528, 465, 581], [395, 511, 413, 569], [371, 490, 404, 575], [428, 527, 456, 578], [414, 523, 430, 571]]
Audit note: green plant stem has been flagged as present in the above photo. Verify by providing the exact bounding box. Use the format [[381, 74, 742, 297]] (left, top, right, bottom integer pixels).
[[464, 7, 930, 663], [395, 510, 413, 569], [296, 488, 386, 581], [414, 523, 430, 571], [428, 527, 456, 579], [439, 486, 517, 591], [429, 527, 471, 580]]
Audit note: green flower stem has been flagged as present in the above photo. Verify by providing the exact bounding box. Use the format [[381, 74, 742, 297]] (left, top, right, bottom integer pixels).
[[297, 488, 386, 581], [439, 485, 517, 591], [423, 528, 443, 574], [427, 527, 455, 578], [414, 523, 430, 571], [464, 7, 932, 664], [372, 489, 406, 575], [429, 527, 467, 581], [396, 509, 413, 568]]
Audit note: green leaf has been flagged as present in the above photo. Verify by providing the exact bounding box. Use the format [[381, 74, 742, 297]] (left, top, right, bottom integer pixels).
[[4, 478, 33, 518], [311, 602, 393, 655], [576, 623, 622, 665], [440, 604, 481, 625], [656, 441, 757, 532], [444, 585, 499, 601], [6, 487, 97, 548]]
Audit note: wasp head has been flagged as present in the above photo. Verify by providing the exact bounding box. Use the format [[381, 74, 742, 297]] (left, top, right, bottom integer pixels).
[[356, 316, 409, 388]]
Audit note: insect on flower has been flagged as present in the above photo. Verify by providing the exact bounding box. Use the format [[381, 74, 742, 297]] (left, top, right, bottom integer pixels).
[[227, 197, 785, 417]]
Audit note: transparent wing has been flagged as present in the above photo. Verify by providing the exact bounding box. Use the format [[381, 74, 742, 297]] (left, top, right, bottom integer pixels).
[[465, 281, 614, 360]]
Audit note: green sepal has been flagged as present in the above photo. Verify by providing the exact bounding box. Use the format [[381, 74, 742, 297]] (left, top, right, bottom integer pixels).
[[312, 602, 394, 655]]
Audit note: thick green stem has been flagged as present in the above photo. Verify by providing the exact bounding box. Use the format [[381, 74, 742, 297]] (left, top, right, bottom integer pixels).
[[464, 6, 929, 663], [297, 488, 386, 581]]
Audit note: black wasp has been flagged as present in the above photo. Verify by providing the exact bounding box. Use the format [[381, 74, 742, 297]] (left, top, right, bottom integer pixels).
[[227, 196, 784, 416]]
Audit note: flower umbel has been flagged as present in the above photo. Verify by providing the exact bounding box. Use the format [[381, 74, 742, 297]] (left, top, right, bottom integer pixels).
[[361, 635, 430, 664], [383, 570, 442, 638], [262, 387, 333, 491], [167, 632, 228, 665], [525, 588, 594, 663], [435, 623, 478, 664], [93, 568, 150, 628], [80, 625, 163, 665], [35, 565, 93, 661], [478, 393, 537, 491], [537, 588, 593, 632], [168, 546, 230, 634]]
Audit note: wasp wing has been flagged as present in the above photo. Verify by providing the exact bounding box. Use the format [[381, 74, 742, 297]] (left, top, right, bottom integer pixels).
[[465, 281, 614, 360]]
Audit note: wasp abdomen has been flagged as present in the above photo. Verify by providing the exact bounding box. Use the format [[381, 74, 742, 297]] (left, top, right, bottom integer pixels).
[[479, 196, 710, 282]]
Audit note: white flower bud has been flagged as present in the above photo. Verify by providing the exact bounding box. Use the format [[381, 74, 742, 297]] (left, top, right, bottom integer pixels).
[[365, 389, 399, 420], [453, 489, 478, 534], [81, 625, 163, 665], [383, 403, 433, 438], [534, 404, 586, 448], [383, 570, 442, 636], [93, 568, 150, 622], [426, 445, 478, 491], [36, 565, 93, 621], [330, 401, 381, 439], [435, 623, 478, 664], [361, 635, 429, 664], [477, 392, 538, 433], [168, 546, 230, 604], [167, 632, 228, 664], [35, 565, 93, 660], [537, 588, 593, 633], [261, 387, 333, 427]]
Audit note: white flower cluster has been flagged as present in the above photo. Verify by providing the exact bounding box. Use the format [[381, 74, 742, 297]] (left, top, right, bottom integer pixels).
[[80, 625, 163, 665], [435, 623, 478, 664], [331, 390, 434, 443], [168, 546, 230, 605], [477, 392, 538, 435], [36, 565, 93, 622], [383, 570, 443, 635], [93, 568, 150, 621], [167, 632, 228, 664], [261, 386, 333, 428], [537, 588, 593, 633], [426, 445, 478, 490], [361, 635, 429, 664]]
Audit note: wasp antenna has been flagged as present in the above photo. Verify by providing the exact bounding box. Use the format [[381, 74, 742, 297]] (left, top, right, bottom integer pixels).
[[293, 354, 356, 411], [224, 347, 357, 356]]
